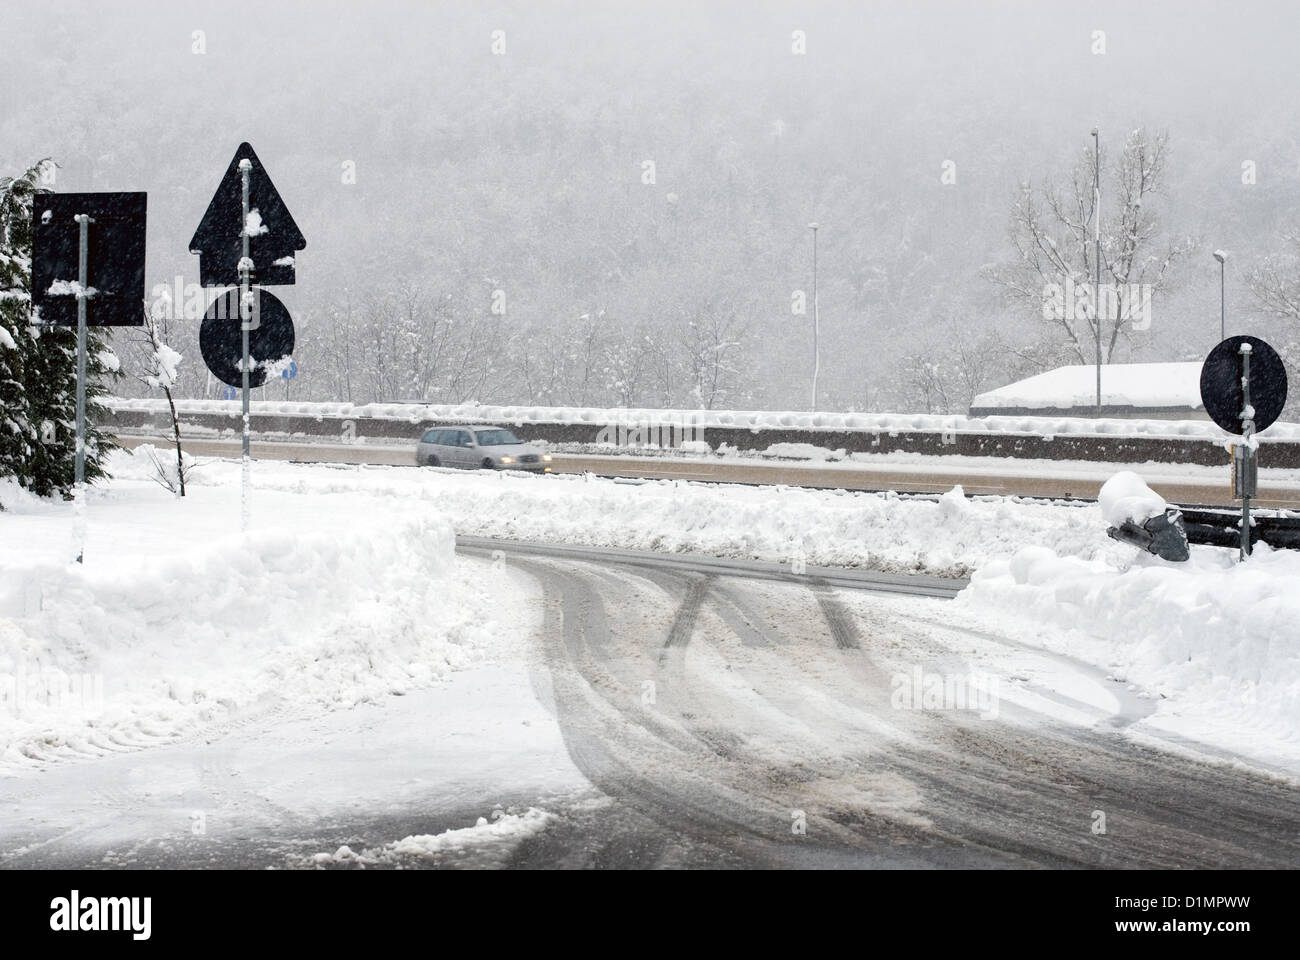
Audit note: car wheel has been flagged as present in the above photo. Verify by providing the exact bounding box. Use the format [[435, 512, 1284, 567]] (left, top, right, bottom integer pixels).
[[481, 458, 495, 469], [426, 455, 440, 467]]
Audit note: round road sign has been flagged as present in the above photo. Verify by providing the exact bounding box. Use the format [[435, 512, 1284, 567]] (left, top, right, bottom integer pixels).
[[1199, 335, 1288, 434], [200, 288, 296, 389]]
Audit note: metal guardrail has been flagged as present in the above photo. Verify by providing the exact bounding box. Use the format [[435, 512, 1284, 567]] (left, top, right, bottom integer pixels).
[[1107, 505, 1300, 559], [1181, 508, 1300, 551]]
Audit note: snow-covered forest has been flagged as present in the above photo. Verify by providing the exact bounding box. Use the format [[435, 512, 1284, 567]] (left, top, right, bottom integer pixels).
[[4, 0, 1300, 414]]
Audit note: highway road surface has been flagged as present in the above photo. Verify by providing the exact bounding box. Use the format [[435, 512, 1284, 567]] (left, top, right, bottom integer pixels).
[[2, 538, 1296, 868], [114, 433, 1300, 508]]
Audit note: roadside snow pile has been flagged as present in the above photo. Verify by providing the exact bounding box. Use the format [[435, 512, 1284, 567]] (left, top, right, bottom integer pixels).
[[222, 458, 1108, 577], [1098, 471, 1170, 527], [308, 807, 553, 869], [938, 484, 968, 520], [0, 476, 62, 516], [958, 543, 1300, 763], [384, 807, 553, 865], [0, 464, 510, 769], [128, 442, 201, 493], [763, 442, 848, 460]]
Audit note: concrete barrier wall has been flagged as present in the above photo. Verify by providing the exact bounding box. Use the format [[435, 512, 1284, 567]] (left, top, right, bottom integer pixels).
[[103, 407, 1300, 468]]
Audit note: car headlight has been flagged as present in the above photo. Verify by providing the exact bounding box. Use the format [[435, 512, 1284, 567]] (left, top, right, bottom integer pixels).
[[500, 456, 514, 464], [542, 454, 552, 461]]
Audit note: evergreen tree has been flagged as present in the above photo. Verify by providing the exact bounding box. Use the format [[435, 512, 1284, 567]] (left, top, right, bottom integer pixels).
[[0, 161, 43, 492], [0, 160, 120, 501]]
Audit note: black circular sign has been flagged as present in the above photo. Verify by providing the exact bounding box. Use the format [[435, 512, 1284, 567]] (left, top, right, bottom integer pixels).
[[200, 288, 296, 389], [1199, 335, 1288, 434]]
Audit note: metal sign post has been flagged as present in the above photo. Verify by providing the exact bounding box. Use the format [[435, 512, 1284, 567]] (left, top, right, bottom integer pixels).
[[1092, 127, 1102, 414], [73, 212, 92, 563], [190, 142, 305, 535], [239, 158, 252, 532], [30, 191, 146, 566], [1238, 343, 1256, 560], [281, 359, 298, 400], [1199, 335, 1287, 563]]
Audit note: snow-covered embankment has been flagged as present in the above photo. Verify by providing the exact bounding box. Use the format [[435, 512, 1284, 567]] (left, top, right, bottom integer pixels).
[[0, 458, 515, 768]]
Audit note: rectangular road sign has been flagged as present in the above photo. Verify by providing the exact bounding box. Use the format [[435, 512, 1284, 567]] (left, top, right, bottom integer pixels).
[[30, 192, 147, 326], [1231, 444, 1258, 500]]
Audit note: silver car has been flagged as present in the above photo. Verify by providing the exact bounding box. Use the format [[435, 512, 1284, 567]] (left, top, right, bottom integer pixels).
[[416, 425, 552, 473]]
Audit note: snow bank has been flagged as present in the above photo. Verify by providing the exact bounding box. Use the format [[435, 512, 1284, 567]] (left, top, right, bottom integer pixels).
[[1098, 470, 1169, 527], [308, 807, 554, 868], [104, 397, 1300, 442], [0, 461, 512, 769], [959, 544, 1300, 765], [183, 454, 1109, 578], [0, 477, 57, 515], [129, 442, 199, 494], [386, 807, 552, 861]]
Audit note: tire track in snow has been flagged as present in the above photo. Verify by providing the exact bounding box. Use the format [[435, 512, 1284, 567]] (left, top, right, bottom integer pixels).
[[811, 583, 860, 650]]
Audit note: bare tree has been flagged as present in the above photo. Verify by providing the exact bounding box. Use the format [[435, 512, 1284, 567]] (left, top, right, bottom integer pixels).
[[681, 302, 748, 410], [600, 319, 651, 407], [1248, 237, 1300, 414], [987, 129, 1193, 365], [893, 350, 953, 414], [1249, 234, 1300, 325], [944, 326, 1003, 412], [129, 303, 192, 495]]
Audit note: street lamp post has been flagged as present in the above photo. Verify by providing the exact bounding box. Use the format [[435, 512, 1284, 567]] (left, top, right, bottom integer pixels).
[[1092, 128, 1102, 414], [809, 222, 819, 411], [1214, 249, 1227, 341]]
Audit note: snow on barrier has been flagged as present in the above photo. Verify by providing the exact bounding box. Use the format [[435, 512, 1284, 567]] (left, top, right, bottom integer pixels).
[[1099, 471, 1189, 562], [1096, 469, 1300, 557], [1178, 507, 1300, 552], [103, 398, 1300, 467]]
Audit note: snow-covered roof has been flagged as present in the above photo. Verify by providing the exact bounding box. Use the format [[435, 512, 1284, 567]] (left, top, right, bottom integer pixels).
[[970, 363, 1204, 414]]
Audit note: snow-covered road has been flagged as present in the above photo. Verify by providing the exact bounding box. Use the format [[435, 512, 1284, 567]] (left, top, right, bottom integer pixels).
[[486, 548, 1300, 868], [1, 450, 1298, 868], [3, 540, 1297, 868]]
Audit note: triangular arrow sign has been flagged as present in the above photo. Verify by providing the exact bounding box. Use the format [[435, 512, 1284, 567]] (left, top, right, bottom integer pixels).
[[189, 142, 306, 287]]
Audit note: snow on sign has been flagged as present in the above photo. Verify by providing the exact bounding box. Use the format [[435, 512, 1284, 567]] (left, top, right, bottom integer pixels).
[[191, 143, 304, 388], [200, 288, 296, 389], [1199, 335, 1287, 559], [30, 192, 147, 327], [1199, 335, 1288, 435], [29, 190, 147, 561], [189, 142, 305, 287], [190, 142, 306, 531]]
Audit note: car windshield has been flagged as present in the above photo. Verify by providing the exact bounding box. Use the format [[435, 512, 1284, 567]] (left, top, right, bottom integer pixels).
[[474, 429, 520, 446]]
